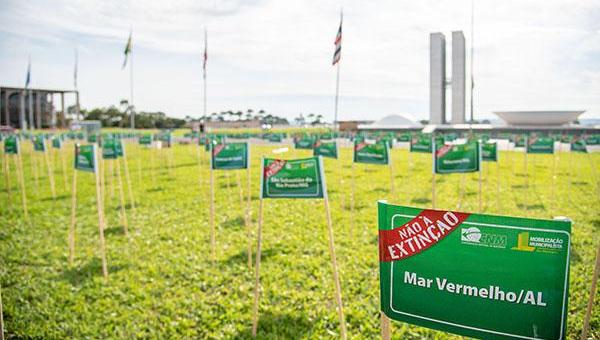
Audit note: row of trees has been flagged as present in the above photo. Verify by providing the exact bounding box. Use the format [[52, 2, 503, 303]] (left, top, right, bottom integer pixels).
[[76, 103, 328, 128], [78, 100, 186, 129], [187, 109, 290, 125]]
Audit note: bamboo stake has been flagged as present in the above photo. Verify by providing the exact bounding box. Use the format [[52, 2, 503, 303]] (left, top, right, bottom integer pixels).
[[209, 163, 215, 264], [580, 242, 600, 340], [116, 159, 129, 235], [246, 161, 252, 269], [381, 312, 390, 340], [251, 197, 264, 337], [15, 154, 29, 223], [68, 169, 77, 265], [94, 155, 109, 280], [3, 152, 10, 211], [324, 192, 347, 339], [108, 156, 115, 198], [60, 147, 68, 191], [0, 283, 4, 340], [32, 149, 39, 193], [43, 142, 56, 199], [122, 146, 135, 212], [496, 156, 500, 212], [389, 153, 395, 200]]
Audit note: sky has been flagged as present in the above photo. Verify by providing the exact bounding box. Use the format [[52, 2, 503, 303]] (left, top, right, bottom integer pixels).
[[0, 0, 599, 123]]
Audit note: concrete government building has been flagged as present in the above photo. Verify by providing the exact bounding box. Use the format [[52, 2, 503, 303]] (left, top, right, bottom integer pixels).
[[0, 86, 80, 129]]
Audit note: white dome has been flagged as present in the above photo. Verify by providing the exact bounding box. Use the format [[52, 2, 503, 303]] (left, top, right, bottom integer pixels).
[[361, 114, 421, 129]]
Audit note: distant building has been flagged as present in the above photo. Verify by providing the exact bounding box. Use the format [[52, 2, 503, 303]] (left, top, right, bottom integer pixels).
[[429, 31, 466, 125], [0, 86, 80, 129], [493, 111, 585, 126], [338, 120, 374, 132], [190, 118, 262, 132], [358, 114, 421, 131]]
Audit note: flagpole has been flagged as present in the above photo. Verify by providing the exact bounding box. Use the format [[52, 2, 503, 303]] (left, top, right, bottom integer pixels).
[[203, 28, 208, 119], [130, 37, 135, 130], [334, 62, 340, 130]]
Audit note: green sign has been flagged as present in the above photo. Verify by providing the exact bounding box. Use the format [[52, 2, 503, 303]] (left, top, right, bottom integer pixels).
[[52, 137, 62, 149], [313, 140, 338, 159], [33, 136, 46, 152], [211, 142, 249, 169], [527, 137, 554, 154], [295, 138, 314, 150], [261, 157, 325, 199], [435, 141, 480, 174], [378, 202, 571, 339], [139, 134, 152, 145], [397, 134, 411, 142], [411, 135, 433, 153], [585, 135, 599, 145], [268, 134, 283, 143], [88, 134, 98, 143], [514, 135, 526, 148], [354, 141, 389, 165], [74, 144, 97, 173], [482, 141, 498, 162], [4, 136, 19, 155], [571, 139, 587, 153], [102, 139, 119, 159]]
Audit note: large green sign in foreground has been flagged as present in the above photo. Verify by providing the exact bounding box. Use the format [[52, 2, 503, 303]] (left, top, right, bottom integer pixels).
[[354, 141, 389, 165], [378, 202, 570, 339], [261, 156, 325, 198], [211, 142, 249, 169], [434, 141, 480, 174]]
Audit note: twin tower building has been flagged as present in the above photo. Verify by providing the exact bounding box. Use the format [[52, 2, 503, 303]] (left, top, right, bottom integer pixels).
[[430, 31, 467, 125]]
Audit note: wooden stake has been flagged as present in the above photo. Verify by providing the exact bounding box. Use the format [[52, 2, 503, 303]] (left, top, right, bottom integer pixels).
[[60, 147, 68, 192], [0, 283, 4, 340], [209, 163, 215, 264], [389, 154, 395, 200], [496, 157, 500, 212], [3, 152, 10, 211], [478, 165, 483, 213], [580, 242, 600, 340], [94, 154, 109, 280], [251, 197, 264, 338], [122, 146, 136, 212], [381, 312, 390, 340], [116, 159, 129, 236], [68, 169, 77, 265], [108, 157, 115, 198], [324, 191, 347, 339], [246, 161, 252, 269], [15, 154, 29, 223], [551, 152, 556, 211], [32, 149, 39, 193], [43, 143, 56, 199], [432, 172, 436, 209]]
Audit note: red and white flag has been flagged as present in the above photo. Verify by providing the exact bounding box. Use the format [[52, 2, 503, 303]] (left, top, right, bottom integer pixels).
[[332, 11, 342, 65]]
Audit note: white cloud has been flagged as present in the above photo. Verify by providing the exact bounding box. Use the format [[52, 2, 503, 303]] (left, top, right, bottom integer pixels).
[[0, 0, 598, 121]]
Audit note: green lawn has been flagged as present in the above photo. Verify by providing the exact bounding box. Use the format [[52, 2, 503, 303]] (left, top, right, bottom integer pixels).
[[0, 141, 598, 338]]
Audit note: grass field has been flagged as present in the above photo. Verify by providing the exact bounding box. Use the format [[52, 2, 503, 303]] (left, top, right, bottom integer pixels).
[[0, 140, 599, 339]]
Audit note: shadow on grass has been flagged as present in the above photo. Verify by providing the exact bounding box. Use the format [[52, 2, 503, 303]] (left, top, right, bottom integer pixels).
[[221, 216, 245, 229], [411, 197, 431, 205], [593, 219, 600, 231], [59, 258, 127, 286], [147, 187, 164, 193], [222, 248, 279, 266], [171, 162, 197, 169], [232, 311, 312, 339], [572, 181, 589, 186], [511, 185, 527, 189], [516, 203, 545, 210], [104, 226, 126, 236], [40, 194, 69, 201]]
